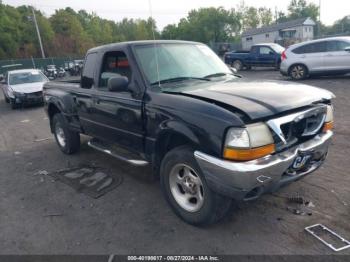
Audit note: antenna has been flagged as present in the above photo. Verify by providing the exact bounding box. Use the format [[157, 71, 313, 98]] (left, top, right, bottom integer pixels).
[[148, 0, 160, 87]]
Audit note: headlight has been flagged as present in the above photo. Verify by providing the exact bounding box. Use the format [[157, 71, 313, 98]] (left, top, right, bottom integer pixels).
[[224, 122, 275, 161], [323, 105, 334, 132], [13, 91, 25, 97]]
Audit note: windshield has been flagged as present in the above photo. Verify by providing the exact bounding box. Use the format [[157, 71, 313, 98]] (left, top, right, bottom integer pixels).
[[270, 44, 285, 54], [9, 71, 48, 85], [134, 43, 232, 85]]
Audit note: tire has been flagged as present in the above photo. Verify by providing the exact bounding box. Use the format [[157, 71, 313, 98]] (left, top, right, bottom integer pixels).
[[52, 113, 80, 154], [4, 95, 9, 103], [232, 60, 243, 71], [10, 99, 18, 109], [160, 146, 232, 226], [289, 64, 307, 80]]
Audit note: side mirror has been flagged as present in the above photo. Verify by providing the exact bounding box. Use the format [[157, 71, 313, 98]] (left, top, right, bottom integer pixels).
[[81, 76, 94, 89], [230, 67, 238, 74], [108, 76, 129, 92], [344, 47, 350, 52]]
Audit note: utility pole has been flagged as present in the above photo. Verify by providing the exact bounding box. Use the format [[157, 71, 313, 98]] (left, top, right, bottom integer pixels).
[[318, 0, 321, 37], [31, 6, 45, 58]]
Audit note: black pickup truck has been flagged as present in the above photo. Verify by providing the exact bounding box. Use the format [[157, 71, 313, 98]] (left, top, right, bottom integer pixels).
[[44, 40, 335, 226]]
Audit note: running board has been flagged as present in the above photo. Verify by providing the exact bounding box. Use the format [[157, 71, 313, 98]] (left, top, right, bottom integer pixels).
[[87, 139, 149, 166]]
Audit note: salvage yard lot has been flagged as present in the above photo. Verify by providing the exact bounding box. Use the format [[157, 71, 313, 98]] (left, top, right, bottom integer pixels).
[[0, 70, 349, 254]]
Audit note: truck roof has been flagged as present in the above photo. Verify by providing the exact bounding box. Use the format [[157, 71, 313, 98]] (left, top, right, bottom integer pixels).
[[87, 40, 203, 53]]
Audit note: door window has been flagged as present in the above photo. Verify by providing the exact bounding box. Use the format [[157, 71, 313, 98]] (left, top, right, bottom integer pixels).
[[293, 42, 326, 54], [99, 51, 132, 89], [326, 41, 350, 52], [259, 47, 274, 55]]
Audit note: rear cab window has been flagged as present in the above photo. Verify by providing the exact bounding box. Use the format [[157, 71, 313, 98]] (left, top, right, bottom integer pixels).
[[99, 51, 132, 90]]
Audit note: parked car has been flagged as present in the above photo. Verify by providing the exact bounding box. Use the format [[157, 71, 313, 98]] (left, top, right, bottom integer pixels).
[[1, 69, 49, 109], [44, 40, 334, 225], [224, 43, 285, 71], [280, 37, 350, 80], [44, 65, 58, 79], [57, 67, 66, 78]]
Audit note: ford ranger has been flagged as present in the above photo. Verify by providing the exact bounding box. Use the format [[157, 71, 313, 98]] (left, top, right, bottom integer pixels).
[[224, 43, 285, 71], [44, 40, 334, 226]]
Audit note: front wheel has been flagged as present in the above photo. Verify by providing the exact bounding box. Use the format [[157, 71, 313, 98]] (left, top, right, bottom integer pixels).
[[232, 60, 243, 71], [4, 95, 9, 103], [52, 113, 80, 154], [10, 99, 19, 109], [160, 146, 232, 226], [289, 64, 307, 80]]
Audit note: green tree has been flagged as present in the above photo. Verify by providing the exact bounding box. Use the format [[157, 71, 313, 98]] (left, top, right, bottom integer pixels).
[[161, 7, 241, 43], [288, 0, 319, 21], [243, 7, 259, 29], [258, 7, 273, 26]]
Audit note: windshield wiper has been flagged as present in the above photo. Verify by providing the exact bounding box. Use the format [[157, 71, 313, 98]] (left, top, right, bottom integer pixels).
[[203, 72, 234, 79], [150, 77, 210, 86]]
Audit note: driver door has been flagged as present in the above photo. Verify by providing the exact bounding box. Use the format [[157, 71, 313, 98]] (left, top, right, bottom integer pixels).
[[258, 46, 276, 66], [89, 50, 144, 153]]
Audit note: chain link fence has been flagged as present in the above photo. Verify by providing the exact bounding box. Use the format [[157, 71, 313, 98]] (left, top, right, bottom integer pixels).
[[0, 57, 82, 74]]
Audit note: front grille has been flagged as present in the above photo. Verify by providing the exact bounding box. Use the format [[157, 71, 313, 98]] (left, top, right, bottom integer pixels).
[[27, 91, 43, 99], [267, 105, 327, 151]]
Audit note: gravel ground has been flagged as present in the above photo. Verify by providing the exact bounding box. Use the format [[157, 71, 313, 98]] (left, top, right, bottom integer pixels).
[[0, 70, 349, 254]]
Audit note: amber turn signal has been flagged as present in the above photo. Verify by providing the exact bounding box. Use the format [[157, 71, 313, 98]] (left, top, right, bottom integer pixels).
[[322, 121, 334, 132], [224, 144, 275, 161]]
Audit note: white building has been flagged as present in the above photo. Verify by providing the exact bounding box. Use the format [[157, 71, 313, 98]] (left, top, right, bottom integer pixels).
[[241, 17, 316, 50]]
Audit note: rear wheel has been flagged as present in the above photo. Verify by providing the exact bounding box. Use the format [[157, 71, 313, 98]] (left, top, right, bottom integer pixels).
[[232, 60, 243, 71], [289, 64, 307, 80], [160, 146, 232, 226], [52, 113, 80, 154]]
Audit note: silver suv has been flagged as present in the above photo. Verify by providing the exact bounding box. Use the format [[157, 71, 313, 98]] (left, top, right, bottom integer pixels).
[[280, 37, 350, 80]]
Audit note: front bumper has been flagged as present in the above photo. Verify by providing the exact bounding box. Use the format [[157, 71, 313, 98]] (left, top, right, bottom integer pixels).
[[195, 131, 333, 201], [13, 93, 43, 105]]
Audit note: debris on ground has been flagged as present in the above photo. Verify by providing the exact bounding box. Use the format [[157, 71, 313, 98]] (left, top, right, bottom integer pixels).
[[43, 213, 63, 217], [34, 170, 49, 176], [14, 151, 21, 155], [286, 206, 312, 216], [48, 165, 123, 198], [34, 137, 52, 142], [20, 119, 30, 123], [305, 224, 350, 252]]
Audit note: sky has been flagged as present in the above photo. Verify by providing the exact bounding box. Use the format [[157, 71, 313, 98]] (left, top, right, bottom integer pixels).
[[3, 0, 350, 29]]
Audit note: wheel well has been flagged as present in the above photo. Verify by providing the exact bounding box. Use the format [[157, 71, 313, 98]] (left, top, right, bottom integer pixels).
[[154, 132, 195, 177], [288, 63, 309, 76], [48, 103, 61, 131]]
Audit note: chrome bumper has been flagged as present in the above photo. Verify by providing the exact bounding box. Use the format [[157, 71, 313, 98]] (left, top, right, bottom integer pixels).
[[194, 131, 333, 201]]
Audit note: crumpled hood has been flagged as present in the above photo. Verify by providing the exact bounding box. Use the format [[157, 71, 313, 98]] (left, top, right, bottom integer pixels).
[[10, 82, 46, 94], [179, 80, 334, 120]]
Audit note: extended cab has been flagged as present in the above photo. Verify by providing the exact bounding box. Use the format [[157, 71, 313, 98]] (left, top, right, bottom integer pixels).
[[224, 43, 285, 71], [44, 40, 334, 225]]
